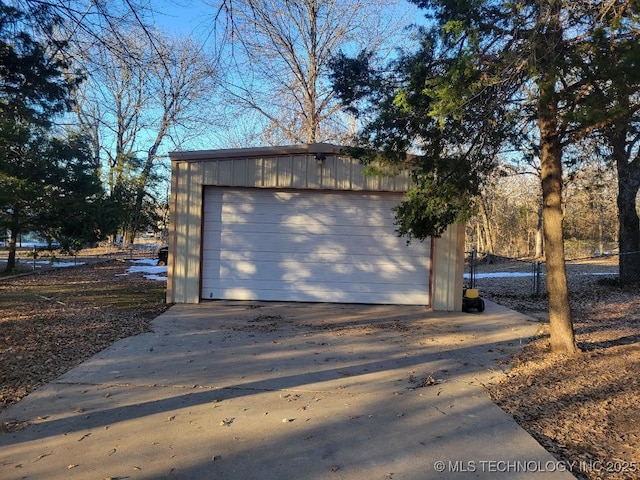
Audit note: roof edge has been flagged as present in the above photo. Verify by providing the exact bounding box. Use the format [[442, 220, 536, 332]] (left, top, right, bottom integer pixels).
[[169, 143, 345, 161]]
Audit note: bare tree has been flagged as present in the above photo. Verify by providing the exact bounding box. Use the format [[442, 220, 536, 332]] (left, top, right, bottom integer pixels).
[[468, 172, 541, 258], [214, 0, 413, 145], [470, 160, 618, 261], [6, 0, 156, 60], [70, 26, 221, 242]]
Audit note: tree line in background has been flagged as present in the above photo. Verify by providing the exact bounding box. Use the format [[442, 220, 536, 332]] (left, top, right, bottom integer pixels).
[[467, 161, 620, 260], [0, 0, 228, 274]]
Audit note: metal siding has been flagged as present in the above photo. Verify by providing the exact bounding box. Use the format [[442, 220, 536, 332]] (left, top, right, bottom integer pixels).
[[202, 159, 219, 185], [185, 162, 203, 302], [168, 145, 462, 307], [379, 175, 396, 191], [364, 172, 381, 190], [232, 158, 248, 185], [277, 156, 293, 187], [167, 161, 203, 303], [166, 160, 180, 303], [263, 157, 278, 187], [216, 159, 232, 185], [396, 171, 411, 190], [336, 156, 352, 190], [306, 157, 322, 188], [246, 157, 262, 186], [291, 155, 308, 188], [431, 224, 465, 311], [349, 158, 365, 190], [324, 156, 338, 189], [175, 162, 192, 302], [184, 154, 410, 193]]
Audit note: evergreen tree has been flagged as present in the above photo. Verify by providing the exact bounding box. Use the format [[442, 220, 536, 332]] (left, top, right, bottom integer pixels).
[[332, 1, 639, 353], [0, 4, 101, 271], [574, 4, 640, 285]]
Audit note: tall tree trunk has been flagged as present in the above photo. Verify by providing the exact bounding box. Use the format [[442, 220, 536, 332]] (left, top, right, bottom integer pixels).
[[4, 226, 18, 273], [597, 220, 604, 257], [478, 197, 494, 253], [475, 222, 484, 252], [614, 134, 640, 285], [535, 0, 578, 354], [127, 127, 167, 244], [539, 122, 576, 353], [534, 204, 544, 259]]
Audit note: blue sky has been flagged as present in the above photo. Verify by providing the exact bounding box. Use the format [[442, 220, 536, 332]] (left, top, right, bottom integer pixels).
[[149, 1, 219, 38], [138, 0, 427, 154]]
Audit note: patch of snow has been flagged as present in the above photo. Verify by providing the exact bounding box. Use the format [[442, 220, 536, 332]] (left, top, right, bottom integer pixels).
[[130, 259, 160, 267], [464, 271, 615, 279], [464, 272, 535, 279], [126, 259, 167, 282], [31, 260, 86, 268], [143, 273, 168, 282]]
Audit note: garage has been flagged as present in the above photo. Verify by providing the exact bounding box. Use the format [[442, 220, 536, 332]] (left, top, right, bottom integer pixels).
[[201, 188, 430, 304], [167, 143, 464, 310]]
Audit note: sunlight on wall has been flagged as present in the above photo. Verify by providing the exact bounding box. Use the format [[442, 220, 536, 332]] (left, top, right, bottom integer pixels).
[[167, 148, 460, 306]]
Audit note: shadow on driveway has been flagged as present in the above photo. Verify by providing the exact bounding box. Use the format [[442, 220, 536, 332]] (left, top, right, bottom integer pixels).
[[0, 301, 575, 480]]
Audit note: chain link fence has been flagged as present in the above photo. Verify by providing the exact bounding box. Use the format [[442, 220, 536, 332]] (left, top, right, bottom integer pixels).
[[465, 250, 629, 300], [1, 242, 163, 275]]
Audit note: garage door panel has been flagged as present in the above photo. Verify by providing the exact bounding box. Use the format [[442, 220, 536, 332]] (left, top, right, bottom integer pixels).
[[204, 290, 424, 304], [214, 250, 428, 266], [203, 248, 429, 262], [202, 239, 429, 257], [218, 214, 399, 231], [206, 222, 405, 237], [202, 257, 428, 283], [204, 260, 426, 283], [208, 277, 427, 291], [201, 188, 430, 305], [204, 285, 428, 304], [219, 195, 399, 223], [203, 234, 409, 255], [216, 230, 426, 256]]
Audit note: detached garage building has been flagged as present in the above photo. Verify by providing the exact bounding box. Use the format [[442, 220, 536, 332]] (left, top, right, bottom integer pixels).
[[167, 143, 464, 311]]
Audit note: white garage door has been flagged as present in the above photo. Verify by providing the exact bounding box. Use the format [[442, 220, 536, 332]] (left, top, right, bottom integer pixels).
[[201, 188, 431, 305]]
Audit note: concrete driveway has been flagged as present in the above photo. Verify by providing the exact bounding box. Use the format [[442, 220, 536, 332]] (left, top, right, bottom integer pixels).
[[0, 301, 576, 479]]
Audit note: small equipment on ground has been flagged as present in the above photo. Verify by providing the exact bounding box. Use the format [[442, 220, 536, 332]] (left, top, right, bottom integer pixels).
[[157, 246, 168, 266], [462, 288, 485, 313]]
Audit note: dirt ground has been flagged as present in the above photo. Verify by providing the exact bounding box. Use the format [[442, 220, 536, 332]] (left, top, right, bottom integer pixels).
[[0, 255, 638, 479], [0, 256, 169, 412], [478, 257, 640, 480]]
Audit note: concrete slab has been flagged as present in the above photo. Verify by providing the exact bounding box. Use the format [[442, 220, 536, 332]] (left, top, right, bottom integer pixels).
[[0, 301, 577, 479]]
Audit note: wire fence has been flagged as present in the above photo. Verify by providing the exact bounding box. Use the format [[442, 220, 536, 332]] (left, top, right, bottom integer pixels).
[[1, 242, 163, 276], [465, 250, 636, 299]]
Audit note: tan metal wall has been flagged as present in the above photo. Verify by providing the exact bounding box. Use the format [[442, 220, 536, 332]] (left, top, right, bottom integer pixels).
[[171, 145, 411, 191], [431, 223, 466, 311], [167, 144, 464, 310]]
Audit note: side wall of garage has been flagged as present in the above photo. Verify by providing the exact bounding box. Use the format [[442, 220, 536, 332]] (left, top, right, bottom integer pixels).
[[167, 144, 464, 310]]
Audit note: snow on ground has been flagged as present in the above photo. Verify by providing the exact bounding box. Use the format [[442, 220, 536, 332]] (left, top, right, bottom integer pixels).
[[464, 271, 614, 279], [464, 272, 534, 279], [126, 259, 167, 282], [38, 260, 86, 268]]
